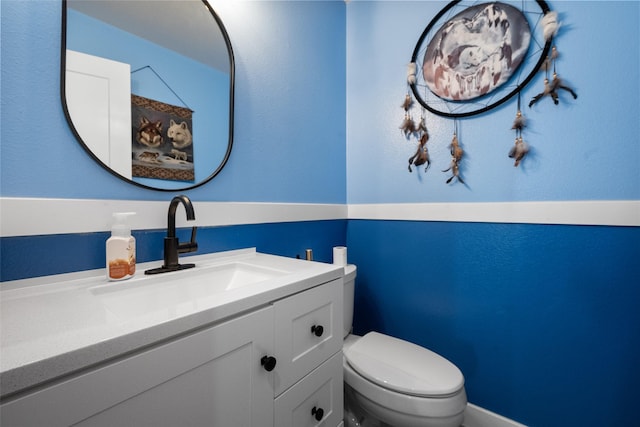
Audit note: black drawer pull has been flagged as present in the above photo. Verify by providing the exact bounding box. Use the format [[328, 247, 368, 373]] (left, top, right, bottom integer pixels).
[[260, 355, 277, 372], [311, 406, 324, 421], [311, 324, 324, 337]]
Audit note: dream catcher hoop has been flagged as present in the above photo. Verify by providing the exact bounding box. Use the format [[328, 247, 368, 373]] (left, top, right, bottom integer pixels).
[[409, 0, 551, 118]]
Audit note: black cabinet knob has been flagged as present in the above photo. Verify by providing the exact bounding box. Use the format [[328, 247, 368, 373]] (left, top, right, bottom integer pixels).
[[311, 406, 324, 421], [260, 355, 277, 372], [311, 324, 324, 337]]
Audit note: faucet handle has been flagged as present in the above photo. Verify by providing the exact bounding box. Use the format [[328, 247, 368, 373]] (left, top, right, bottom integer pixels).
[[178, 226, 198, 254], [190, 226, 197, 245], [189, 226, 198, 251]]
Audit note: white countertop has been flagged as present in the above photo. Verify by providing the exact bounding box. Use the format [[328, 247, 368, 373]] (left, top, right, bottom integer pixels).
[[0, 249, 342, 399]]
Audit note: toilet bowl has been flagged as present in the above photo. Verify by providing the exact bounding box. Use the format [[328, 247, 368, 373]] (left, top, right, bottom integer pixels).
[[343, 265, 466, 427]]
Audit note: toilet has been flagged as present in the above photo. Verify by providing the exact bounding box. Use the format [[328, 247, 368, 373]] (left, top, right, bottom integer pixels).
[[342, 265, 467, 427]]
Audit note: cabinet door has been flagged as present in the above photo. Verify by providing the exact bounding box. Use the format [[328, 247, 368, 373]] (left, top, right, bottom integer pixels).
[[273, 279, 343, 395], [1, 306, 275, 427], [274, 351, 343, 427]]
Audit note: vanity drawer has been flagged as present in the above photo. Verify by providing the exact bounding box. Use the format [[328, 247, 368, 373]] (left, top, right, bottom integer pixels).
[[273, 278, 343, 395], [274, 351, 343, 427]]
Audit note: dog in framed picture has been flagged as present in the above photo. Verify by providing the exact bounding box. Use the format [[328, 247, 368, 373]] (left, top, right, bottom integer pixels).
[[167, 119, 192, 149], [135, 116, 164, 148]]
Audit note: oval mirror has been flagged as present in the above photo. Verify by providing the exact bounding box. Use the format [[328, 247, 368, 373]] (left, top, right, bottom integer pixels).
[[61, 0, 234, 191]]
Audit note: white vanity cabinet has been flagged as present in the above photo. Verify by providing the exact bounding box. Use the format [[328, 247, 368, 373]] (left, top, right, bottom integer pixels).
[[0, 277, 343, 427]]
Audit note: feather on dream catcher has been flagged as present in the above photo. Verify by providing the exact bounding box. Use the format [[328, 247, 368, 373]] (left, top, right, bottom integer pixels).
[[400, 0, 578, 181], [509, 94, 529, 166], [528, 12, 577, 108], [443, 121, 465, 184]]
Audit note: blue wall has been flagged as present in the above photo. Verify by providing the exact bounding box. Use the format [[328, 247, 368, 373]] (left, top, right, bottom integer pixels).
[[1, 220, 347, 281], [346, 1, 639, 203], [1, 0, 347, 277], [347, 220, 640, 425], [1, 0, 346, 202], [2, 1, 639, 426], [345, 1, 639, 426]]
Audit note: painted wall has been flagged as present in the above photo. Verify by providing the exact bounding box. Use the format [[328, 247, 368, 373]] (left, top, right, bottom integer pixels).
[[346, 1, 639, 426], [347, 220, 639, 426], [1, 0, 347, 278], [346, 0, 639, 203], [0, 0, 346, 202], [1, 1, 639, 426]]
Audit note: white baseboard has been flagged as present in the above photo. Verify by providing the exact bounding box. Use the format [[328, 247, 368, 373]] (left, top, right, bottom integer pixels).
[[463, 403, 527, 427]]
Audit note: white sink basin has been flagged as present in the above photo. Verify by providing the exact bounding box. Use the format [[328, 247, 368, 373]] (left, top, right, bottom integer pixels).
[[90, 260, 290, 318], [209, 262, 289, 290]]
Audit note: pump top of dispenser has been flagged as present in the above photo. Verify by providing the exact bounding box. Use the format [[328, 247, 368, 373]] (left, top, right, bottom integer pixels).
[[111, 212, 135, 237]]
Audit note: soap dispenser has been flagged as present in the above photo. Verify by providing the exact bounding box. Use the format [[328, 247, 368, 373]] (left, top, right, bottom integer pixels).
[[107, 212, 136, 281]]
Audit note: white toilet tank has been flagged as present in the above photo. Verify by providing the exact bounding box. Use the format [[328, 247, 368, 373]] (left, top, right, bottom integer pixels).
[[343, 264, 357, 339]]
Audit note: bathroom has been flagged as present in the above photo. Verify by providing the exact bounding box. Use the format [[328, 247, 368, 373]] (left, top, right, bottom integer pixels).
[[1, 0, 638, 426]]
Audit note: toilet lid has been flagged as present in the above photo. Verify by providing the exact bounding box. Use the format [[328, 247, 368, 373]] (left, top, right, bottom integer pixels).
[[344, 332, 464, 397]]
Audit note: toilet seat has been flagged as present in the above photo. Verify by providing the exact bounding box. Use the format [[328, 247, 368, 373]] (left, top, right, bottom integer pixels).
[[344, 332, 464, 397]]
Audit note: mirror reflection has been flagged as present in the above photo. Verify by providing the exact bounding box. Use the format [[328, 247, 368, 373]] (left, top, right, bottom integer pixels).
[[62, 0, 234, 191]]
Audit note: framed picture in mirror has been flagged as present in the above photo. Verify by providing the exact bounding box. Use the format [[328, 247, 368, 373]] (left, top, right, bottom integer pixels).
[[131, 95, 195, 183]]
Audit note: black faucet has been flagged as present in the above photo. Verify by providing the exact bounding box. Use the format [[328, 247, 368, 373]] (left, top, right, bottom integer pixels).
[[145, 195, 198, 275]]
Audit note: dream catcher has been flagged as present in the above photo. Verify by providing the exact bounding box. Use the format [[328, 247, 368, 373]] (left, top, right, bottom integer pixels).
[[400, 0, 578, 181]]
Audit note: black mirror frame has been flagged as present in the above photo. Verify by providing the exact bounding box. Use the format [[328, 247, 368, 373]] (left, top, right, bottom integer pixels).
[[60, 0, 235, 191]]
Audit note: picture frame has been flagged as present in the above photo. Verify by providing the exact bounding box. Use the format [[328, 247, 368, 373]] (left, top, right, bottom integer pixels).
[[131, 94, 195, 182]]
